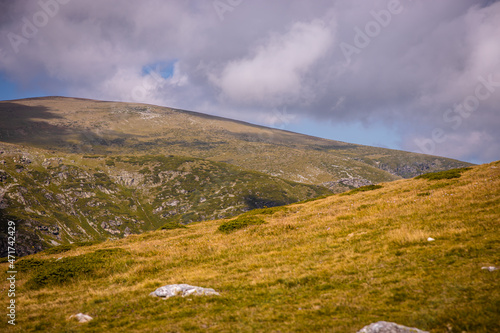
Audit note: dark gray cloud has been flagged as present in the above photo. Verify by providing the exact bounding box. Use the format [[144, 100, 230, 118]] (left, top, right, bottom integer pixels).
[[0, 0, 499, 163]]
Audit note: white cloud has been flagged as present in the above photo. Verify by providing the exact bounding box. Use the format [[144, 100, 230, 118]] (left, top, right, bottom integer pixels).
[[0, 0, 498, 163], [411, 131, 497, 164], [211, 20, 333, 106]]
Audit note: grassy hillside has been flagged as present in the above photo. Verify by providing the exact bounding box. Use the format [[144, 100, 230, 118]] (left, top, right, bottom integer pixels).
[[0, 142, 329, 256], [0, 97, 472, 186], [1, 161, 498, 332]]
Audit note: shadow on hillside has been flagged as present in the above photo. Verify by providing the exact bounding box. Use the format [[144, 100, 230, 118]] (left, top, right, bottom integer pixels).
[[244, 195, 286, 210], [0, 101, 132, 153], [0, 208, 45, 258], [0, 102, 68, 145]]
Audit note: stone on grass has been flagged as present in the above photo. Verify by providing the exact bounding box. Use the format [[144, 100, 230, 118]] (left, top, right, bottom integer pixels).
[[69, 313, 93, 323], [357, 321, 429, 333], [150, 284, 220, 299], [481, 266, 498, 272], [427, 237, 435, 242]]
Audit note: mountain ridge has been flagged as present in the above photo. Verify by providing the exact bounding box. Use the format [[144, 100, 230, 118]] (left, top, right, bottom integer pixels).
[[0, 97, 472, 184], [0, 96, 473, 256]]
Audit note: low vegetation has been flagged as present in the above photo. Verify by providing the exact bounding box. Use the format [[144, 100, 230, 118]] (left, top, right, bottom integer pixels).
[[17, 249, 129, 290], [415, 167, 472, 181], [1, 161, 498, 332], [43, 242, 100, 255], [218, 216, 266, 233], [340, 184, 383, 196], [159, 222, 187, 230]]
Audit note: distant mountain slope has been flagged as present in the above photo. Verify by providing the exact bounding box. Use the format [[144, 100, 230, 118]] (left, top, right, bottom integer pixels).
[[0, 97, 472, 187], [2, 161, 498, 332], [0, 143, 329, 257]]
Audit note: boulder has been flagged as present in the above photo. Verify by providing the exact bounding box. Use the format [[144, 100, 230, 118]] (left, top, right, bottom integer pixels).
[[481, 266, 498, 272], [69, 313, 93, 323], [357, 321, 428, 333], [150, 284, 220, 298]]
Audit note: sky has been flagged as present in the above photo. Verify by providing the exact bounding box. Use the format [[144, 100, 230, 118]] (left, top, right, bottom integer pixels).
[[0, 0, 499, 164]]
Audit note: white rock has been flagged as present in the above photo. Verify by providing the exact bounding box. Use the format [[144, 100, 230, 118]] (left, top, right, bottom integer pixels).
[[150, 284, 220, 299], [481, 266, 498, 272], [357, 321, 429, 333], [427, 237, 435, 242], [69, 313, 93, 323]]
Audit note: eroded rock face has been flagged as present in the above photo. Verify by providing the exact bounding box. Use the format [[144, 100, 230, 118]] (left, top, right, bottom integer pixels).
[[337, 177, 373, 188], [150, 284, 220, 298], [357, 321, 429, 333], [322, 177, 373, 192]]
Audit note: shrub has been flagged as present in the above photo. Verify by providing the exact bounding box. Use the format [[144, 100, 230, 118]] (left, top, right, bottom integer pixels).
[[75, 241, 101, 247], [44, 244, 74, 255], [160, 222, 187, 230], [340, 185, 383, 196], [43, 241, 101, 254], [242, 206, 288, 216], [15, 257, 46, 270], [83, 155, 105, 159], [218, 216, 266, 233], [17, 248, 129, 290], [105, 159, 115, 166], [295, 194, 333, 204], [415, 167, 472, 181]]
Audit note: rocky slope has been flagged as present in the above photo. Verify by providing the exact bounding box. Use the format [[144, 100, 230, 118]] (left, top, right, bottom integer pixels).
[[0, 143, 329, 257]]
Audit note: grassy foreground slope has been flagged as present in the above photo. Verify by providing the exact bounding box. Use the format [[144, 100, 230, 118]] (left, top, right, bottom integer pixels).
[[1, 162, 498, 332]]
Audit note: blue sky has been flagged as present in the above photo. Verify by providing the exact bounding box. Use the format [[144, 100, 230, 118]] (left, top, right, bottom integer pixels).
[[0, 73, 402, 153], [1, 0, 499, 164], [0, 74, 45, 101]]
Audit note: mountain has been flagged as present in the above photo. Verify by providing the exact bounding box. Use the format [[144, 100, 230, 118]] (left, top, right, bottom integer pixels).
[[0, 97, 471, 185], [0, 97, 472, 255], [1, 161, 498, 332]]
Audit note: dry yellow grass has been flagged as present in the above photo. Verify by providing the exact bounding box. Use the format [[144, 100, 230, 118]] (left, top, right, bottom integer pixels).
[[1, 162, 498, 332]]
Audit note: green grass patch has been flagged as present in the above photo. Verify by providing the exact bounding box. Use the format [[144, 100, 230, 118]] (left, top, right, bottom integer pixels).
[[42, 241, 101, 254], [241, 206, 289, 217], [105, 159, 116, 166], [159, 222, 187, 230], [340, 184, 383, 196], [83, 155, 106, 159], [415, 167, 472, 180], [17, 248, 130, 290], [218, 216, 266, 233], [43, 244, 74, 255], [426, 181, 458, 190], [295, 194, 333, 204]]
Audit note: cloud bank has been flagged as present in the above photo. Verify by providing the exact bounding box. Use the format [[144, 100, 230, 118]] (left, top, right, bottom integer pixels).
[[0, 0, 499, 163]]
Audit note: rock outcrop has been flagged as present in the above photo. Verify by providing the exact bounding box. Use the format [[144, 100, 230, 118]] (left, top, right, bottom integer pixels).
[[150, 284, 220, 298], [322, 177, 373, 192], [357, 321, 429, 333], [69, 313, 93, 323]]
